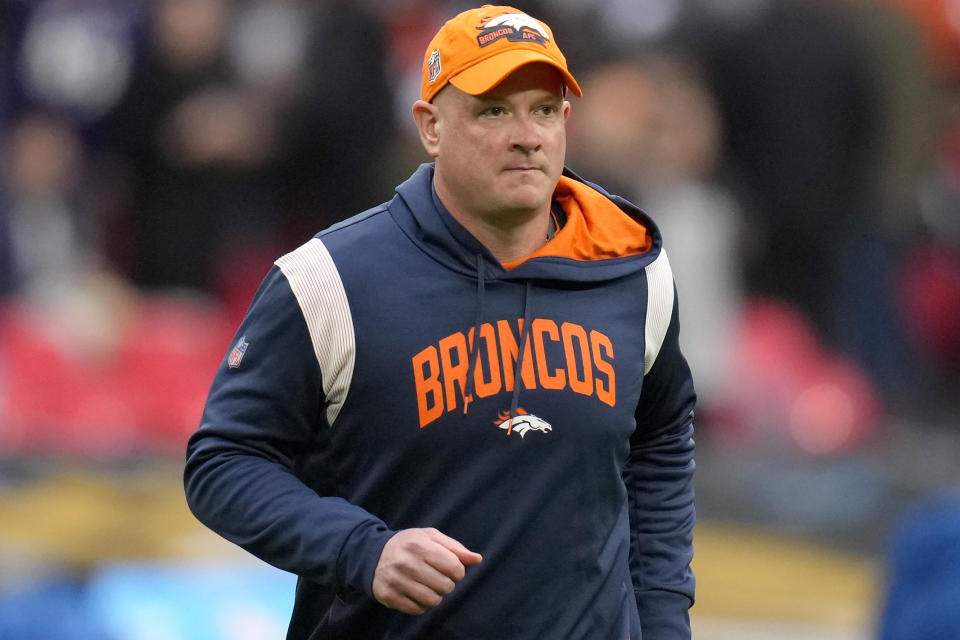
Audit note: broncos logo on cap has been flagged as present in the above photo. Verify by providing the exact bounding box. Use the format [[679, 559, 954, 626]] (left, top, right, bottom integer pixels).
[[485, 13, 549, 39], [477, 12, 549, 47], [495, 408, 552, 438]]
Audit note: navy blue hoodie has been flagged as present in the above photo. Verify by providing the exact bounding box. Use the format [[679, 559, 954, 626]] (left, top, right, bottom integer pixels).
[[184, 163, 696, 639]]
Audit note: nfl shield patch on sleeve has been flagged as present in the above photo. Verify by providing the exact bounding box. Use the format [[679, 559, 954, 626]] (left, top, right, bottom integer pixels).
[[228, 336, 249, 368]]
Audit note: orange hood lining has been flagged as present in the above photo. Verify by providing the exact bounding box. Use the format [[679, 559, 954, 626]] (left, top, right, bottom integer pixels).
[[502, 176, 652, 270]]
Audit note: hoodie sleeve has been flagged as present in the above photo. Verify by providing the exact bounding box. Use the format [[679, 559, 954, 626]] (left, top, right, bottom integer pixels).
[[183, 264, 395, 597], [625, 266, 697, 639]]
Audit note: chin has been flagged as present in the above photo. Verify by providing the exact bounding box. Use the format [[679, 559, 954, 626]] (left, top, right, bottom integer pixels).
[[498, 185, 551, 209]]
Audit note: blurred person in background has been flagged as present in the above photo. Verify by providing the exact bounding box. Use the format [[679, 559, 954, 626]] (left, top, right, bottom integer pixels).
[[2, 112, 90, 296], [185, 5, 696, 639], [567, 52, 742, 412], [0, 0, 140, 303], [102, 0, 395, 316], [103, 0, 282, 298], [0, 111, 137, 363], [691, 0, 936, 413]]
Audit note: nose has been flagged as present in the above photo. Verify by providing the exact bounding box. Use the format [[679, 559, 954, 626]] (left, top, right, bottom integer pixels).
[[509, 113, 541, 153]]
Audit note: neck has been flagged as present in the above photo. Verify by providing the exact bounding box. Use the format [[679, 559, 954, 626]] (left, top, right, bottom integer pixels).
[[450, 203, 552, 263], [434, 187, 552, 264]]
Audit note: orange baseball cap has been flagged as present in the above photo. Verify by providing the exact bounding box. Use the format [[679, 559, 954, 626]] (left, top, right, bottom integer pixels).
[[421, 5, 582, 102]]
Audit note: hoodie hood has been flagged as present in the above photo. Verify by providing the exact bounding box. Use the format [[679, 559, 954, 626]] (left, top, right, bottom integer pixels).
[[391, 163, 662, 283]]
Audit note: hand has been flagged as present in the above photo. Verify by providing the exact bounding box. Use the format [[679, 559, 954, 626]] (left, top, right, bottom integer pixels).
[[372, 527, 482, 615]]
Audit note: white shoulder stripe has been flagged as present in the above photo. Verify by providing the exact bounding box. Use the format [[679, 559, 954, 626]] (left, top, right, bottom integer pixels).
[[644, 249, 675, 375], [275, 238, 355, 426]]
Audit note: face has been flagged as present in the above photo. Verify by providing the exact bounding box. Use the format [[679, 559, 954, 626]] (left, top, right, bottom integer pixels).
[[415, 62, 570, 229]]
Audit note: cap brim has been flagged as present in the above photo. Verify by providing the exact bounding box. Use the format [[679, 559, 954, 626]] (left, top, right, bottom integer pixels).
[[449, 49, 582, 98]]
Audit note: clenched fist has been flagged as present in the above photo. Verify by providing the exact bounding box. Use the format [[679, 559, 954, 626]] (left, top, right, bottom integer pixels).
[[372, 528, 482, 615]]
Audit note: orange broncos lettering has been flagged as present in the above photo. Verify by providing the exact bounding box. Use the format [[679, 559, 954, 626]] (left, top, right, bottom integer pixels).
[[412, 319, 616, 428]]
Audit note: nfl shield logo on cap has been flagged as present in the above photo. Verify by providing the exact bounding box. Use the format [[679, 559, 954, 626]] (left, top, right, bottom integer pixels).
[[428, 49, 442, 83], [228, 336, 249, 368]]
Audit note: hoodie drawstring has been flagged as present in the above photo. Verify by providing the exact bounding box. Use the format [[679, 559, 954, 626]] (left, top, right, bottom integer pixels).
[[506, 281, 533, 434], [463, 254, 486, 413], [463, 255, 531, 433]]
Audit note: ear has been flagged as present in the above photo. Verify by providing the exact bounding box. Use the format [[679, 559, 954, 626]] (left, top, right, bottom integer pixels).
[[412, 99, 441, 158], [563, 100, 571, 121]]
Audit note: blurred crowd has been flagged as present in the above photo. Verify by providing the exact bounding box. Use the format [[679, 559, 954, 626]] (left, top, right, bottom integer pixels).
[[2, 1, 960, 638], [0, 0, 959, 457]]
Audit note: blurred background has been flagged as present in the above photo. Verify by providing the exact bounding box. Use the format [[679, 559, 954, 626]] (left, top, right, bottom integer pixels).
[[1, 0, 959, 638]]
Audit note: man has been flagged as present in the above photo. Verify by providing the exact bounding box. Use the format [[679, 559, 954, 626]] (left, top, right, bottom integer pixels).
[[184, 5, 696, 639]]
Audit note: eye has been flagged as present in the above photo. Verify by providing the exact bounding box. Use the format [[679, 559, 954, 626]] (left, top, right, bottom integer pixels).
[[536, 104, 560, 117], [481, 106, 506, 117]]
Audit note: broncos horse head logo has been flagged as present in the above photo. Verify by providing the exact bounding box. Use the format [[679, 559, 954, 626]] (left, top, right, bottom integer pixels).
[[477, 12, 550, 47], [495, 409, 552, 438]]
